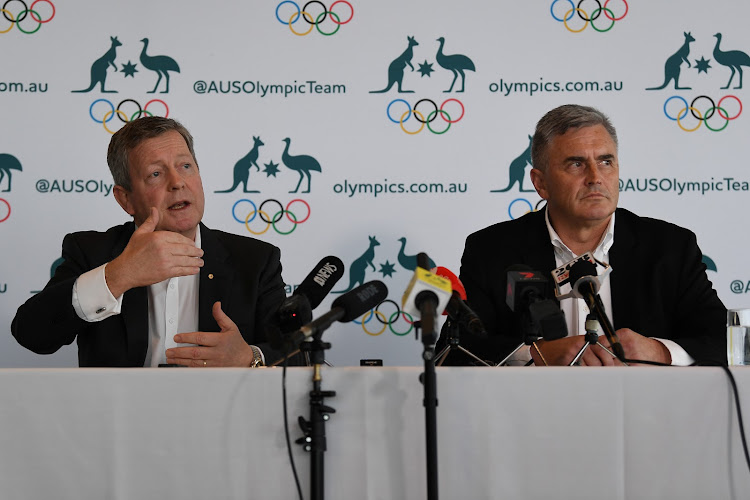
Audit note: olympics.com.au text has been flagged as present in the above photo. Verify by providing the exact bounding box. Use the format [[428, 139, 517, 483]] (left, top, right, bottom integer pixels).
[[489, 78, 623, 97], [333, 179, 468, 198]]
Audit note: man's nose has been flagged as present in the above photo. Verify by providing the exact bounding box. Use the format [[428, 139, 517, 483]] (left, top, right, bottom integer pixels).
[[586, 163, 603, 184], [166, 167, 185, 189]]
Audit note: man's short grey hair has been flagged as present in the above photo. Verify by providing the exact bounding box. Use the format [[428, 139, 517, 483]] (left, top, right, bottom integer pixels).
[[531, 104, 618, 171], [107, 116, 197, 191]]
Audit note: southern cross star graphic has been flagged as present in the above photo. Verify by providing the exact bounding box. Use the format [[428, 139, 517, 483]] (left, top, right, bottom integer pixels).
[[379, 260, 396, 278], [694, 56, 711, 74], [121, 61, 138, 78], [418, 60, 434, 77], [263, 160, 280, 177]]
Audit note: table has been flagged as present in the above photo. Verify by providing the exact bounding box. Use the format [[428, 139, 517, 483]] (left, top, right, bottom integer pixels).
[[1, 367, 748, 500]]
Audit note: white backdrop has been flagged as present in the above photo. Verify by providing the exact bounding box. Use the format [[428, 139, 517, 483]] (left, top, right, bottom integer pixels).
[[1, 0, 749, 367]]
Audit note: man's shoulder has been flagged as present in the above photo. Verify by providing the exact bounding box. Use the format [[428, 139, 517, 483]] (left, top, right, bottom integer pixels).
[[64, 222, 134, 248], [616, 208, 696, 240], [467, 209, 544, 244], [202, 225, 280, 256]]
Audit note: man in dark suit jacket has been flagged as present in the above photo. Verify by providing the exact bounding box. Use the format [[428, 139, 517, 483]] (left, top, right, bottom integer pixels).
[[444, 104, 726, 366], [12, 116, 286, 367]]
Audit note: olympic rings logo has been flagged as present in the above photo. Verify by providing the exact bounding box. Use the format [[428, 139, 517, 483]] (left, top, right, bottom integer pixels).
[[89, 99, 170, 134], [232, 198, 311, 236], [275, 1, 353, 36], [0, 198, 10, 223], [550, 0, 628, 33], [662, 95, 743, 132], [0, 0, 54, 34], [386, 98, 465, 135], [508, 198, 545, 220], [354, 299, 415, 337]]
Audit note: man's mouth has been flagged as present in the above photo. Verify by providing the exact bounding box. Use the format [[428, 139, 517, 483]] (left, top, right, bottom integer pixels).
[[169, 201, 190, 210]]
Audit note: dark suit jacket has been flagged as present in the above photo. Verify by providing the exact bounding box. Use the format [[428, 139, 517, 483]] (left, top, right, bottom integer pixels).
[[12, 222, 287, 367], [442, 208, 727, 365]]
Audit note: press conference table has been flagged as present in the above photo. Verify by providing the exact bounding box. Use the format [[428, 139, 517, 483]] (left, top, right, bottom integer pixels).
[[0, 367, 748, 500]]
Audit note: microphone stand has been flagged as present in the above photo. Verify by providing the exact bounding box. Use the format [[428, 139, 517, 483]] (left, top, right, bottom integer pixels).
[[297, 334, 336, 500], [435, 319, 491, 367], [568, 313, 628, 366], [414, 289, 440, 500]]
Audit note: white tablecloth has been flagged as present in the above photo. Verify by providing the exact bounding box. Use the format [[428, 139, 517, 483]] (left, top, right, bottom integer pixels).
[[1, 366, 748, 500]]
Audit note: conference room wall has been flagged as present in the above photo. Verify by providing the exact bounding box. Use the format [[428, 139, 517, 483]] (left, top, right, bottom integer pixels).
[[1, 0, 747, 367]]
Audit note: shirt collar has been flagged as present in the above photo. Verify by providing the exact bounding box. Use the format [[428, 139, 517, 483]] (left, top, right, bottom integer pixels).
[[544, 209, 615, 262]]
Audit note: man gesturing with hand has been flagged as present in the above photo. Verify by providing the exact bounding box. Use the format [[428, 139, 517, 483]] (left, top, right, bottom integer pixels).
[[13, 117, 286, 367]]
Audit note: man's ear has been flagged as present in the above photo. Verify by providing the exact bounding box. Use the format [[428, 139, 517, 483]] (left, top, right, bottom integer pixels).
[[530, 168, 548, 200], [112, 185, 135, 216]]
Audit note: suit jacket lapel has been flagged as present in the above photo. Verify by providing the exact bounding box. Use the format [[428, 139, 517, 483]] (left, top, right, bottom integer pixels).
[[198, 223, 231, 332], [609, 209, 637, 330], [522, 208, 557, 276]]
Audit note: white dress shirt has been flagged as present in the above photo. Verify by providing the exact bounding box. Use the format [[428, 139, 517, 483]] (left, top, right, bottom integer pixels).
[[72, 227, 201, 367]]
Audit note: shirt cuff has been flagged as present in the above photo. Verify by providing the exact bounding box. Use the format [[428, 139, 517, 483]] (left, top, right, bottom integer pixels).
[[72, 263, 123, 322], [653, 338, 694, 366]]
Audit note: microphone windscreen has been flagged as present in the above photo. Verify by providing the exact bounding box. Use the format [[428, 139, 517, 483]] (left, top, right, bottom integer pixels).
[[434, 266, 466, 300], [331, 280, 388, 322], [568, 259, 597, 284], [294, 256, 345, 309], [417, 252, 431, 270]]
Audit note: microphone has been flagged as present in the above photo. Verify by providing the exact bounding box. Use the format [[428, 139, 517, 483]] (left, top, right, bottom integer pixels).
[[506, 266, 567, 341], [567, 259, 626, 362], [434, 267, 486, 337], [551, 252, 611, 300], [293, 256, 345, 309], [283, 280, 388, 348], [268, 256, 345, 350], [402, 252, 450, 346]]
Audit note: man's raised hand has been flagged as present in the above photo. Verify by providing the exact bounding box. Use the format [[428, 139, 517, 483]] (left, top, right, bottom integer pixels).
[[104, 207, 204, 297]]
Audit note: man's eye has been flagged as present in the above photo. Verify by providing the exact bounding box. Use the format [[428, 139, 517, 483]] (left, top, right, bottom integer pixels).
[[150, 171, 160, 178]]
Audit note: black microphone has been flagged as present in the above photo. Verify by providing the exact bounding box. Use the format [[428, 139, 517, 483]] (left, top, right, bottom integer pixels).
[[568, 259, 626, 361], [506, 266, 567, 341], [268, 256, 345, 350], [294, 256, 345, 310], [283, 280, 388, 348]]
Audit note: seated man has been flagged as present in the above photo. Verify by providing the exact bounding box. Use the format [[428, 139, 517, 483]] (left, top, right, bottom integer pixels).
[[12, 117, 286, 367], [446, 104, 726, 366]]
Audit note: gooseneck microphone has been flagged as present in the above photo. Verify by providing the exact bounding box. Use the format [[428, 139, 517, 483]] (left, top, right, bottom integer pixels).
[[568, 259, 626, 362]]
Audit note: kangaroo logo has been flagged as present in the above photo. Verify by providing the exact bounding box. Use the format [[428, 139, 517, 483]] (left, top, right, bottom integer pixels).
[[646, 32, 695, 90], [435, 37, 476, 92], [139, 38, 181, 93], [370, 36, 419, 93], [396, 237, 436, 271], [334, 236, 380, 293], [491, 135, 535, 193], [713, 33, 750, 89], [215, 136, 264, 193], [0, 154, 22, 192], [281, 138, 322, 193], [72, 36, 122, 93]]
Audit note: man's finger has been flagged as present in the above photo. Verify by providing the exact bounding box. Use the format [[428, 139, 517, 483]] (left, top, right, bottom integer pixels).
[[212, 301, 237, 332], [173, 331, 218, 347]]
